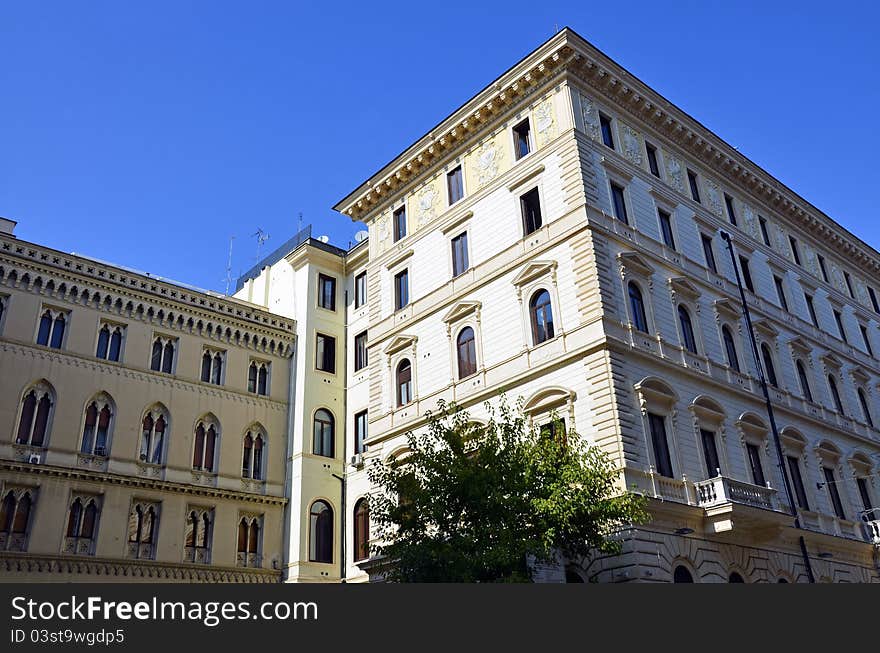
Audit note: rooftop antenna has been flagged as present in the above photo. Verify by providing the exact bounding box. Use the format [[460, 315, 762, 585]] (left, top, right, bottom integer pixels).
[[223, 235, 236, 295], [298, 212, 303, 233], [253, 228, 270, 261]]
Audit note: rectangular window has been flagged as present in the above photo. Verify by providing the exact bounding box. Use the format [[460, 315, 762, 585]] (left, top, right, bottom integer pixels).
[[315, 333, 336, 373], [610, 182, 628, 225], [824, 467, 846, 519], [817, 254, 829, 283], [700, 429, 720, 478], [647, 413, 673, 478], [354, 410, 368, 455], [857, 477, 874, 517], [805, 293, 819, 327], [758, 216, 771, 246], [724, 194, 737, 226], [645, 142, 660, 177], [318, 274, 336, 311], [95, 322, 125, 362], [394, 269, 409, 311], [451, 232, 469, 277], [787, 456, 810, 511], [354, 331, 368, 372], [658, 209, 676, 250], [354, 272, 367, 309], [687, 169, 701, 203], [747, 443, 766, 487], [701, 234, 717, 273], [843, 271, 855, 299], [599, 114, 614, 148], [520, 187, 543, 235], [789, 236, 801, 265], [447, 166, 464, 205], [869, 286, 880, 314], [393, 206, 407, 242], [739, 256, 754, 293], [774, 276, 788, 311], [513, 118, 531, 160], [833, 309, 847, 342], [860, 324, 873, 357]]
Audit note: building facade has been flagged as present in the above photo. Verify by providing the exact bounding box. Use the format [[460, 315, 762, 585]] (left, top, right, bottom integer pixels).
[[4, 28, 880, 583], [0, 219, 295, 581]]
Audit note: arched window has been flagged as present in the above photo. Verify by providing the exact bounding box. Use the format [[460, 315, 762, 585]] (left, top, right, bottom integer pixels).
[[97, 325, 110, 359], [761, 344, 778, 387], [796, 360, 813, 402], [397, 359, 413, 407], [127, 503, 157, 559], [236, 516, 262, 568], [354, 498, 370, 562], [0, 490, 33, 551], [728, 572, 745, 583], [192, 418, 218, 472], [184, 509, 212, 563], [150, 337, 176, 373], [242, 429, 265, 480], [248, 360, 270, 395], [858, 388, 874, 428], [139, 407, 168, 465], [309, 500, 333, 563], [678, 305, 697, 353], [16, 382, 54, 447], [201, 350, 224, 385], [36, 309, 66, 348], [456, 327, 477, 379], [96, 324, 124, 362], [722, 325, 740, 372], [81, 394, 113, 456], [673, 565, 694, 583], [65, 496, 99, 555], [828, 375, 845, 414], [313, 409, 335, 458], [529, 289, 555, 344], [628, 282, 648, 333]]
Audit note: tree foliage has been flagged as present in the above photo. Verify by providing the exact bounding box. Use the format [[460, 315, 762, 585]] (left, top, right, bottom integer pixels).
[[367, 398, 648, 582]]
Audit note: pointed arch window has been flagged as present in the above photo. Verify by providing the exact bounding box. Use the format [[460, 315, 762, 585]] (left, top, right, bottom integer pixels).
[[200, 349, 225, 385], [16, 383, 54, 447], [397, 359, 413, 407], [64, 496, 100, 556], [236, 516, 262, 568], [150, 336, 176, 373], [36, 308, 67, 348], [529, 289, 555, 344], [828, 375, 845, 414], [678, 305, 697, 354], [184, 507, 213, 563], [0, 489, 34, 552], [795, 361, 813, 403], [761, 344, 778, 387], [242, 429, 265, 480], [628, 282, 648, 333], [139, 408, 167, 465], [81, 395, 113, 456], [309, 500, 333, 563], [354, 499, 370, 562], [456, 327, 477, 378], [248, 360, 270, 395], [858, 388, 874, 428], [127, 502, 158, 559], [192, 419, 218, 472], [722, 325, 740, 372], [313, 409, 335, 458], [96, 323, 124, 361]]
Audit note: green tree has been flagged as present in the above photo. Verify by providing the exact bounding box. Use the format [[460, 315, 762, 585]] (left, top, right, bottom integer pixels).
[[367, 398, 648, 582]]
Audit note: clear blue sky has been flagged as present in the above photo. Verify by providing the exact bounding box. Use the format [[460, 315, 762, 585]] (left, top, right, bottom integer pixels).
[[2, 1, 878, 293]]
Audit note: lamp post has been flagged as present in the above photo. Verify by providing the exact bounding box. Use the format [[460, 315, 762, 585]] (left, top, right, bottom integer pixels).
[[720, 231, 815, 583]]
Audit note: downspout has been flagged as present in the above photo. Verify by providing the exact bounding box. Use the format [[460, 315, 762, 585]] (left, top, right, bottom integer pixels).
[[333, 288, 349, 583], [281, 334, 298, 582], [720, 231, 815, 583]]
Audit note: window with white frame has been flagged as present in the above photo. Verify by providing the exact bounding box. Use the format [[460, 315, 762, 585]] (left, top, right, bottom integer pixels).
[[96, 322, 125, 362], [139, 405, 169, 465], [248, 359, 270, 395], [150, 335, 177, 374], [242, 426, 266, 480], [80, 393, 114, 456], [16, 380, 55, 448], [192, 415, 220, 472]]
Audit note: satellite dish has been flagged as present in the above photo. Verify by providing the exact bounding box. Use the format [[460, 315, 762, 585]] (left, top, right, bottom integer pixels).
[[354, 230, 368, 243], [318, 235, 330, 243]]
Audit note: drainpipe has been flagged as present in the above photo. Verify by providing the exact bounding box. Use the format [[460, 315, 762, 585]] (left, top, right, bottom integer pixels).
[[281, 334, 298, 582], [332, 286, 350, 584], [720, 231, 815, 583]]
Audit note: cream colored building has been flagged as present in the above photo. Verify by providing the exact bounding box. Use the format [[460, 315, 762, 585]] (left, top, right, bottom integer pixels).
[[0, 219, 295, 582], [327, 28, 880, 582]]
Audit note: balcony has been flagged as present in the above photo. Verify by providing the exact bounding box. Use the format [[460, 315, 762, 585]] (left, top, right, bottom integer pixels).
[[694, 475, 790, 537]]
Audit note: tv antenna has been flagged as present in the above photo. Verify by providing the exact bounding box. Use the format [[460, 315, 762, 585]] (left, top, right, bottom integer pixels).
[[253, 228, 270, 261], [223, 236, 236, 295]]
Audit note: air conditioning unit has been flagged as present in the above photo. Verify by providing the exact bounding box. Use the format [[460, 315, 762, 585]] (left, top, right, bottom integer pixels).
[[350, 453, 364, 469], [28, 453, 42, 465]]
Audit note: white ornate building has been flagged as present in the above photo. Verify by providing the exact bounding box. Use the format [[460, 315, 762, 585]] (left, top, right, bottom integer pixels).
[[4, 28, 880, 583]]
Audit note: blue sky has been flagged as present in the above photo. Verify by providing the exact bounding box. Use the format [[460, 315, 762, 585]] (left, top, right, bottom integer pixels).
[[2, 1, 878, 293]]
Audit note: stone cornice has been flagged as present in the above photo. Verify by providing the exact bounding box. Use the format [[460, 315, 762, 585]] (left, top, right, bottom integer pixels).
[[0, 235, 295, 341], [0, 459, 288, 506], [0, 552, 281, 582], [336, 26, 880, 282]]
